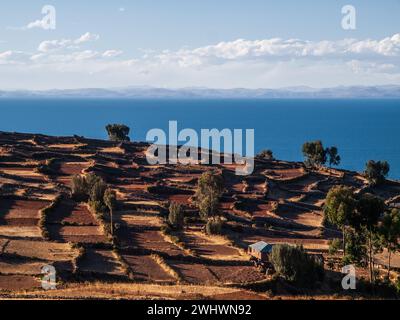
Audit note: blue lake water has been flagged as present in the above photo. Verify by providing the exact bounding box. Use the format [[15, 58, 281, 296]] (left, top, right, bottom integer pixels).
[[0, 98, 399, 179]]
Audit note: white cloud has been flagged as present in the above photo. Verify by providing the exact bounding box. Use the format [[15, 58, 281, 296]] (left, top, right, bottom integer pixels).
[[75, 32, 100, 44], [150, 33, 400, 68], [26, 19, 49, 30], [1, 33, 400, 89], [38, 39, 73, 53], [102, 50, 123, 58], [38, 32, 100, 53], [0, 50, 30, 64]]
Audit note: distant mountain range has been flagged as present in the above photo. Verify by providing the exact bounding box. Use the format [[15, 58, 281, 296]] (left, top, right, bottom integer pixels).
[[1, 85, 400, 99]]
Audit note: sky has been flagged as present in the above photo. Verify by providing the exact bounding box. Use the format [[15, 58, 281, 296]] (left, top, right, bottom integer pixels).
[[0, 0, 399, 90]]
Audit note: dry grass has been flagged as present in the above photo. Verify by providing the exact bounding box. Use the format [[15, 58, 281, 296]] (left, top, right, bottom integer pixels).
[[119, 214, 162, 227], [48, 143, 85, 149], [4, 240, 79, 261], [100, 147, 125, 154], [150, 254, 182, 282], [124, 200, 161, 207], [0, 226, 41, 238], [184, 230, 248, 261], [0, 169, 43, 177], [0, 260, 44, 275], [3, 282, 266, 300]]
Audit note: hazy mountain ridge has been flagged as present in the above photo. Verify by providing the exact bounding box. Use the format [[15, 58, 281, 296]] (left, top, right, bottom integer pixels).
[[1, 85, 400, 99]]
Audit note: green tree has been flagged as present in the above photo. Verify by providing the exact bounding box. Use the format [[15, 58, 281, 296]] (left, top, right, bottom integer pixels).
[[343, 228, 367, 267], [364, 160, 390, 186], [257, 149, 274, 160], [326, 146, 341, 168], [324, 186, 357, 257], [104, 188, 117, 236], [270, 244, 324, 288], [195, 172, 224, 220], [379, 209, 400, 278], [302, 140, 327, 168], [105, 124, 131, 142], [168, 202, 185, 230], [355, 193, 386, 283]]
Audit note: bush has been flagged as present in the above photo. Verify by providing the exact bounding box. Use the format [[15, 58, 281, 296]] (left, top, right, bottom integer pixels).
[[205, 217, 223, 235], [71, 173, 108, 213], [257, 149, 274, 160], [342, 226, 367, 267], [103, 188, 117, 211], [71, 173, 106, 200], [302, 140, 326, 168], [90, 180, 107, 203], [168, 202, 185, 230], [328, 238, 342, 255], [71, 175, 88, 200], [364, 160, 390, 186], [270, 244, 324, 288], [326, 146, 341, 168], [195, 172, 224, 220], [105, 124, 130, 142], [88, 200, 106, 216]]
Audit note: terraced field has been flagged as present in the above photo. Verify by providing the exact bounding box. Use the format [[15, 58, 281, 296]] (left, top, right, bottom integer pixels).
[[0, 131, 399, 299]]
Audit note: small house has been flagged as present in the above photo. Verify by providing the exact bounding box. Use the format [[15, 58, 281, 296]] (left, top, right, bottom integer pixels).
[[248, 241, 274, 261]]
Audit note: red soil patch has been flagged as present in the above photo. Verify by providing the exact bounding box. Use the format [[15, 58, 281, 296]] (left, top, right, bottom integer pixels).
[[48, 199, 98, 225], [168, 260, 217, 284], [0, 199, 49, 226], [122, 255, 176, 282], [211, 291, 266, 300], [119, 227, 183, 256], [58, 162, 89, 176], [220, 201, 234, 210], [165, 194, 192, 204], [0, 275, 41, 291], [78, 249, 124, 276], [48, 225, 107, 244], [183, 233, 240, 257], [208, 265, 265, 283], [272, 168, 305, 179], [55, 162, 89, 186]]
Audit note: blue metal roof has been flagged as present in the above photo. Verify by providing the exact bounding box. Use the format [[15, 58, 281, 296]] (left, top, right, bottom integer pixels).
[[249, 241, 274, 253]]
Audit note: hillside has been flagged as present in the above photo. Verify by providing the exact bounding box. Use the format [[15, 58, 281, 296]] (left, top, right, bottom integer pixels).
[[0, 131, 399, 299]]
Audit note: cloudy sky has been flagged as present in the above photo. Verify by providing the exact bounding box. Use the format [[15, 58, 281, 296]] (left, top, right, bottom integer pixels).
[[0, 0, 399, 90]]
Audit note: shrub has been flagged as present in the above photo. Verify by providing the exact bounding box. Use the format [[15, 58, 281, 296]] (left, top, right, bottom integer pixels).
[[205, 217, 223, 235], [88, 200, 106, 216], [71, 173, 108, 214], [103, 188, 117, 211], [71, 173, 106, 200], [328, 238, 342, 255], [326, 146, 341, 168], [343, 228, 367, 267], [270, 244, 324, 288], [364, 160, 390, 186], [71, 175, 88, 200], [257, 149, 274, 160], [168, 202, 185, 230], [90, 180, 107, 203], [195, 171, 224, 220], [105, 124, 130, 142], [302, 140, 327, 168]]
